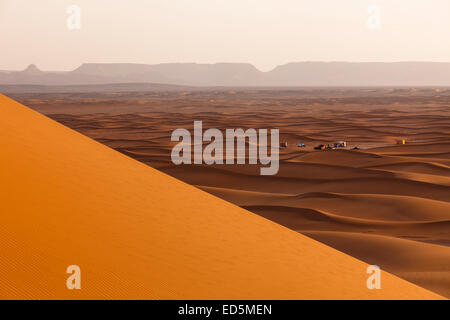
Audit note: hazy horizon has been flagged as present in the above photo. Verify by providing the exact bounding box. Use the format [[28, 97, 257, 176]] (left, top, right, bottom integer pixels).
[[1, 0, 450, 71], [6, 60, 450, 73]]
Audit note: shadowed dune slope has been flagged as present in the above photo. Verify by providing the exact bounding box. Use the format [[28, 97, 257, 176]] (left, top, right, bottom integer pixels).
[[0, 94, 444, 300]]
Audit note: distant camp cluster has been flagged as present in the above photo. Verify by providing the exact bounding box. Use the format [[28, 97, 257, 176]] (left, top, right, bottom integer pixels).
[[279, 140, 351, 150], [279, 139, 407, 151]]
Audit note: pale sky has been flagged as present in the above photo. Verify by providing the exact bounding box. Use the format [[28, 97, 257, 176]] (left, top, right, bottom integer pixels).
[[1, 0, 449, 71]]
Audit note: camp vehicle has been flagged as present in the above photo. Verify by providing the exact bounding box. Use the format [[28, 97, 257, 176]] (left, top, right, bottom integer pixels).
[[314, 144, 326, 150], [297, 142, 306, 148], [334, 141, 347, 148]]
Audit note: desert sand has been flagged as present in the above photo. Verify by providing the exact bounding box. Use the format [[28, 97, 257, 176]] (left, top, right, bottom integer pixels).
[[2, 89, 448, 299]]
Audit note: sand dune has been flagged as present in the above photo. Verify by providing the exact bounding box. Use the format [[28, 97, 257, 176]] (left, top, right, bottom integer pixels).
[[365, 162, 450, 177], [6, 88, 450, 299], [303, 232, 450, 298], [162, 165, 450, 202], [2, 94, 444, 299], [199, 187, 450, 222], [389, 171, 450, 186], [298, 150, 408, 167], [369, 143, 450, 154]]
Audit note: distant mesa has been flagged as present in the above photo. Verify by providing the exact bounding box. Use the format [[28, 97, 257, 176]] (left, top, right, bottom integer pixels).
[[22, 64, 42, 74]]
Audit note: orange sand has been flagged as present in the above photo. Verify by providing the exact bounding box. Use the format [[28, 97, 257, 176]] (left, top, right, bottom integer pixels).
[[0, 94, 444, 299]]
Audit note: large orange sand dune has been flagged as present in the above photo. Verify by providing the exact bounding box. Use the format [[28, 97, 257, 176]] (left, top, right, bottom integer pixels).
[[0, 94, 443, 299]]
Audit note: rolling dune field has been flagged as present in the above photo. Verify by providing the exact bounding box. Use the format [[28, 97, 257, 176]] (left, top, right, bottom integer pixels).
[[8, 87, 450, 298]]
